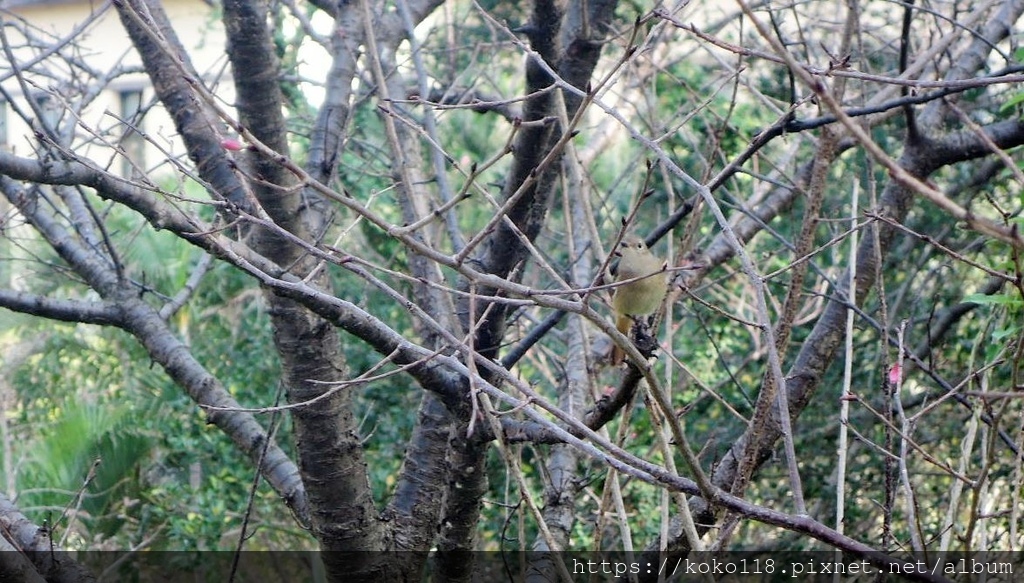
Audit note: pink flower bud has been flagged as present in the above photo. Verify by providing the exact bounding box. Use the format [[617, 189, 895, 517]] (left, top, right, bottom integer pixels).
[[220, 138, 244, 151], [888, 364, 902, 386]]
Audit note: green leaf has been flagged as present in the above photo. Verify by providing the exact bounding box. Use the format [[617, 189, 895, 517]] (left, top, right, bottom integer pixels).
[[962, 293, 1021, 306], [1000, 91, 1024, 113], [993, 324, 1022, 340]]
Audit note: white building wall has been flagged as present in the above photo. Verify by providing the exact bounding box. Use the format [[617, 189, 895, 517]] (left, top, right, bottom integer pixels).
[[1, 0, 229, 178]]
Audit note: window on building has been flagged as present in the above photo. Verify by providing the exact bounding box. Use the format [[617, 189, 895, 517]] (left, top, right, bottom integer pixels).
[[31, 93, 60, 132], [119, 89, 145, 177], [0, 102, 7, 151]]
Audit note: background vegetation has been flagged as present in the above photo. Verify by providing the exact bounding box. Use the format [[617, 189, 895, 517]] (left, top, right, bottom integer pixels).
[[1, 0, 1023, 580]]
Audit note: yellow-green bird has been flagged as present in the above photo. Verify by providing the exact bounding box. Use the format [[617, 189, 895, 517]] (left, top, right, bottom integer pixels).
[[611, 236, 667, 364]]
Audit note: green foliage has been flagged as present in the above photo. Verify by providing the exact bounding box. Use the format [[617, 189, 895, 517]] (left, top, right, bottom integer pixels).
[[2, 203, 312, 549], [12, 381, 153, 541], [999, 48, 1024, 116], [5, 0, 1023, 562]]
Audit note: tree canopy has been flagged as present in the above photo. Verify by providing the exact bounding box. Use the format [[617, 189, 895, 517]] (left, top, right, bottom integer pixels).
[[1, 0, 1024, 581]]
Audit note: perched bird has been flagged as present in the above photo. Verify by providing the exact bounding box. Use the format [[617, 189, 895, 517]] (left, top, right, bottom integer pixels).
[[611, 236, 668, 365]]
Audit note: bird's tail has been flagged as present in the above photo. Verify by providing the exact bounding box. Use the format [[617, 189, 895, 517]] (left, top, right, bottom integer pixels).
[[611, 315, 631, 365]]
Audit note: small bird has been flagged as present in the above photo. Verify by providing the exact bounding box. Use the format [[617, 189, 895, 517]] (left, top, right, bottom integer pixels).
[[611, 236, 668, 365]]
